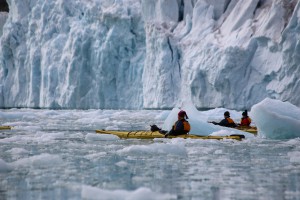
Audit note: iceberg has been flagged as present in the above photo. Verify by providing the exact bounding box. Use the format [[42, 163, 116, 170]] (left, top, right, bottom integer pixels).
[[0, 0, 300, 109], [251, 98, 300, 139]]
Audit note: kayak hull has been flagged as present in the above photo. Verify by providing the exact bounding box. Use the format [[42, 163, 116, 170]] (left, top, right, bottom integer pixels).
[[235, 126, 257, 135], [0, 126, 12, 130], [95, 130, 244, 140]]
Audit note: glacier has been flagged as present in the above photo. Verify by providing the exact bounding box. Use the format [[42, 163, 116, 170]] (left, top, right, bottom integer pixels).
[[0, 0, 300, 109]]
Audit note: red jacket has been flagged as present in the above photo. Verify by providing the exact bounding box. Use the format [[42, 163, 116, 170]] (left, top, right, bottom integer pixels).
[[240, 117, 251, 126]]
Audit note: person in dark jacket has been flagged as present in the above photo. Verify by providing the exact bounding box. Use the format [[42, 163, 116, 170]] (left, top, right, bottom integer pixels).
[[211, 111, 237, 127], [165, 110, 191, 137]]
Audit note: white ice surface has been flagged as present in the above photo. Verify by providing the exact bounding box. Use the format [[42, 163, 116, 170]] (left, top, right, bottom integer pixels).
[[12, 153, 63, 168], [85, 133, 120, 141], [80, 185, 175, 200], [117, 139, 187, 157], [288, 151, 300, 164], [251, 98, 300, 139]]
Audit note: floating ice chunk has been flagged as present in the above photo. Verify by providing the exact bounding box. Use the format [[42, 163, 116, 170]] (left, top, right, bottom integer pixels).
[[167, 137, 186, 145], [6, 148, 29, 155], [6, 148, 29, 159], [85, 152, 107, 160], [81, 185, 175, 200], [33, 132, 65, 143], [115, 161, 128, 168], [0, 135, 22, 143], [12, 153, 63, 168], [288, 152, 300, 163], [19, 125, 41, 131], [210, 129, 255, 139], [85, 133, 119, 141], [283, 138, 300, 146], [214, 149, 223, 155], [210, 130, 237, 136], [154, 110, 170, 120], [72, 132, 84, 138], [117, 142, 187, 157], [0, 159, 12, 173], [251, 98, 300, 139], [105, 125, 122, 131]]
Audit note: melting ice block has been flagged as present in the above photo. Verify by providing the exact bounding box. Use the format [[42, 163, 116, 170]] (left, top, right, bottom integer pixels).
[[251, 98, 300, 139]]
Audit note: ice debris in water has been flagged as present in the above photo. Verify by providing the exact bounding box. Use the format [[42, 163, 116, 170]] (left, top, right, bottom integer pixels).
[[0, 159, 12, 173], [80, 185, 176, 200], [117, 142, 187, 157], [12, 153, 63, 168], [85, 133, 120, 141]]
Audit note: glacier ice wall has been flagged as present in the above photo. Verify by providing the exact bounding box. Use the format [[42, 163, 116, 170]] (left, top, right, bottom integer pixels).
[[0, 12, 7, 36], [0, 0, 300, 109], [0, 0, 145, 109], [142, 0, 300, 109]]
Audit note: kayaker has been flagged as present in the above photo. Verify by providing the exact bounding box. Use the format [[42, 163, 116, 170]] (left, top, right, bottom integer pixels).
[[164, 110, 191, 137], [211, 111, 237, 127], [239, 110, 251, 126]]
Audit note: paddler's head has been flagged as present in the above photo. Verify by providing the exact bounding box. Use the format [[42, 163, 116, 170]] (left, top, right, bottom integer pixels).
[[178, 110, 188, 120], [224, 111, 230, 118], [242, 110, 248, 117]]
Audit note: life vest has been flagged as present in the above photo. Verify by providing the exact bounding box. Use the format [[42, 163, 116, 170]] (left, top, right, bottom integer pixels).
[[240, 117, 251, 126], [183, 120, 191, 132], [174, 119, 191, 132], [226, 117, 235, 124], [225, 117, 237, 127]]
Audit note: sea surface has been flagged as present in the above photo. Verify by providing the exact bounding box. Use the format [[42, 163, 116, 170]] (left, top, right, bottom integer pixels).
[[0, 109, 300, 200]]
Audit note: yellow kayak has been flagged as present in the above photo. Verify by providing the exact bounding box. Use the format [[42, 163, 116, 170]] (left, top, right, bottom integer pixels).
[[235, 126, 257, 135], [95, 130, 245, 140], [0, 126, 12, 130]]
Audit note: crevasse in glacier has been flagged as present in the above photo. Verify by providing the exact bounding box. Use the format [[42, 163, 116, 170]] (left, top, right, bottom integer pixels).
[[0, 0, 299, 109]]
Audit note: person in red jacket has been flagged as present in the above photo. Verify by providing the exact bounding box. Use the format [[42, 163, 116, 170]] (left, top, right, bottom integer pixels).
[[165, 110, 191, 137], [240, 110, 251, 126]]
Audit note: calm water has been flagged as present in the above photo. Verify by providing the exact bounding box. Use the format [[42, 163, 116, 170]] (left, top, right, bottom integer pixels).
[[0, 109, 300, 200]]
